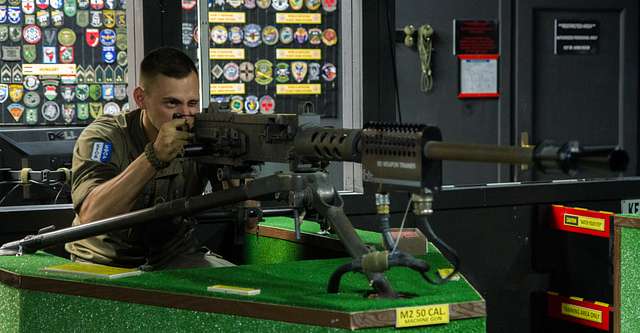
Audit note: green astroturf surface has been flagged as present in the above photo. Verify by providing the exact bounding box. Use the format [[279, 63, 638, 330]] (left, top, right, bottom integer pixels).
[[0, 284, 485, 333], [620, 226, 640, 333]]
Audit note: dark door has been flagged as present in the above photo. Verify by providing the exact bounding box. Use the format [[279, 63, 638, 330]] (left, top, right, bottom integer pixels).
[[515, 0, 638, 181]]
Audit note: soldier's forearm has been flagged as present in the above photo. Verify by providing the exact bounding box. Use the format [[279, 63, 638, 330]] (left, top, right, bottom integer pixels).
[[77, 154, 156, 224]]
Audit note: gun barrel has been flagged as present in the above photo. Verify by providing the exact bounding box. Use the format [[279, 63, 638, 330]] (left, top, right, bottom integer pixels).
[[424, 142, 534, 165]]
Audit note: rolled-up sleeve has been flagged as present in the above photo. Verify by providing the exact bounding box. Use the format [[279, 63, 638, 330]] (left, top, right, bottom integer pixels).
[[71, 122, 125, 214]]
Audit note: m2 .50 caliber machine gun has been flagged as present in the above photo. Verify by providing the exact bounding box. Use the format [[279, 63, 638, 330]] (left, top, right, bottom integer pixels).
[[0, 108, 628, 299]]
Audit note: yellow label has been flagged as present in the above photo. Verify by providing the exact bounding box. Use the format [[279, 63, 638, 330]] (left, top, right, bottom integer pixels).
[[276, 84, 321, 95], [396, 304, 449, 328], [437, 268, 460, 281], [22, 64, 76, 76], [209, 11, 246, 23], [210, 48, 245, 60], [210, 83, 245, 95], [275, 13, 322, 24], [276, 49, 322, 60], [561, 303, 602, 323], [564, 214, 605, 231]]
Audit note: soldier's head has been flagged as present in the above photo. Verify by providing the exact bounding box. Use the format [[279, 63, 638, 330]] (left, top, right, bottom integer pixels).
[[134, 47, 199, 132]]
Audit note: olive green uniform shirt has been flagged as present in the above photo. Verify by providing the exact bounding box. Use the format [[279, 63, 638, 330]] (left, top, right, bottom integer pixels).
[[65, 109, 207, 268]]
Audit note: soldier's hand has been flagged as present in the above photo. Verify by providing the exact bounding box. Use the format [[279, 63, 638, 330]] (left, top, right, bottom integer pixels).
[[153, 118, 194, 162]]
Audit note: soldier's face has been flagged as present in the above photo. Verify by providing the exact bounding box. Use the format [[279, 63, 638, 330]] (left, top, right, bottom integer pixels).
[[136, 72, 200, 131]]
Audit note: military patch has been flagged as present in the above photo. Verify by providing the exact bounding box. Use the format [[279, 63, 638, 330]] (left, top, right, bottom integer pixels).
[[210, 25, 227, 45], [89, 83, 101, 100], [256, 0, 270, 9], [239, 62, 254, 82], [43, 84, 57, 100], [8, 24, 20, 41], [244, 95, 259, 114], [120, 101, 128, 113], [227, 0, 242, 8], [60, 85, 74, 102], [294, 27, 307, 44], [99, 28, 115, 46], [229, 96, 243, 113], [90, 141, 112, 163], [102, 46, 115, 63], [0, 83, 7, 102], [57, 27, 75, 46], [254, 59, 273, 85], [322, 63, 336, 81], [11, 64, 22, 83], [103, 9, 114, 28], [35, 0, 48, 10], [322, 28, 337, 46], [259, 95, 275, 114], [223, 62, 239, 81], [23, 91, 40, 107], [228, 26, 243, 44], [101, 84, 113, 100], [59, 46, 74, 63], [36, 9, 48, 27], [43, 27, 56, 45], [22, 0, 35, 14], [243, 24, 261, 47], [115, 27, 126, 50], [105, 0, 115, 9], [308, 28, 322, 45], [94, 65, 104, 83], [104, 65, 114, 83], [24, 13, 34, 24], [7, 5, 20, 24], [114, 65, 124, 83], [41, 100, 60, 121], [62, 103, 75, 123], [75, 84, 88, 100], [76, 9, 88, 27], [289, 0, 303, 10], [115, 9, 125, 27], [25, 107, 38, 124], [305, 0, 320, 10], [0, 7, 6, 25], [50, 9, 63, 27], [63, 0, 76, 16], [291, 61, 307, 83], [89, 10, 101, 27], [114, 84, 126, 100], [76, 65, 85, 83], [89, 102, 102, 118], [308, 62, 320, 81], [7, 103, 24, 121], [275, 63, 290, 83], [85, 28, 99, 47], [22, 24, 41, 43], [262, 25, 278, 45], [0, 24, 8, 41], [211, 64, 223, 80], [90, 0, 103, 10], [8, 83, 23, 101], [213, 0, 225, 7], [50, 0, 63, 9], [103, 101, 119, 115], [272, 0, 288, 11], [60, 75, 76, 84], [76, 102, 88, 120], [77, 0, 89, 9], [0, 64, 11, 82], [181, 0, 196, 10], [279, 26, 293, 44], [42, 46, 56, 63], [322, 0, 336, 12], [244, 0, 255, 9]]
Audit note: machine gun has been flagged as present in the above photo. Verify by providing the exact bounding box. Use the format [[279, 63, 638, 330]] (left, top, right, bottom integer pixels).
[[0, 108, 628, 299]]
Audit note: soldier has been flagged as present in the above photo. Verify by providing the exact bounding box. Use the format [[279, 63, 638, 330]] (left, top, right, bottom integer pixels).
[[65, 47, 237, 269]]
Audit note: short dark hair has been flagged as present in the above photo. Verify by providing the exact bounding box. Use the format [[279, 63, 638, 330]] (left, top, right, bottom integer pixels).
[[139, 47, 198, 91]]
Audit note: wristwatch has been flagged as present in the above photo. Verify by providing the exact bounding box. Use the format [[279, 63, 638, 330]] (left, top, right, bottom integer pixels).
[[144, 142, 170, 170]]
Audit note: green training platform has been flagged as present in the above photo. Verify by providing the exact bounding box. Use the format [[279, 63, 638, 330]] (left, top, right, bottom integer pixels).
[[0, 218, 486, 332]]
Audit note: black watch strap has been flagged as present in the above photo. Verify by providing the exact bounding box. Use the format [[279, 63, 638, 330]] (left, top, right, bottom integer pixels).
[[144, 142, 170, 171]]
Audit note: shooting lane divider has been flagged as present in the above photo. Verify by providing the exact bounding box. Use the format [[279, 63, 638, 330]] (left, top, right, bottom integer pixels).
[[547, 291, 611, 331], [550, 205, 614, 238]]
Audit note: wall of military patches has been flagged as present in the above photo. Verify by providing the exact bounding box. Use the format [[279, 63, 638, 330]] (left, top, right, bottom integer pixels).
[[0, 0, 128, 126], [208, 0, 339, 117]]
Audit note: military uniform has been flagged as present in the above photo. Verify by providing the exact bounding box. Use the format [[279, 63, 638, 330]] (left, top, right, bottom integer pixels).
[[65, 109, 210, 269]]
